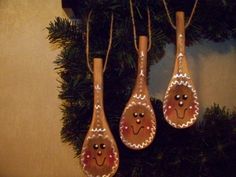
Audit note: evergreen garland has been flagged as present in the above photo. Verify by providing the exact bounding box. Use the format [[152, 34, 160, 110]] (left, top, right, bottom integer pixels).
[[47, 0, 236, 176]]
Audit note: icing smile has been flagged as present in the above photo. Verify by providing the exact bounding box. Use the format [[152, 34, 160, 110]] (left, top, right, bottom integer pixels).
[[93, 157, 106, 167], [174, 108, 187, 119], [131, 126, 144, 135]]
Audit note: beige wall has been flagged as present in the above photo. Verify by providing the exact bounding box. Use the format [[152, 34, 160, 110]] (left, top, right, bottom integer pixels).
[[0, 1, 235, 177], [0, 0, 84, 177]]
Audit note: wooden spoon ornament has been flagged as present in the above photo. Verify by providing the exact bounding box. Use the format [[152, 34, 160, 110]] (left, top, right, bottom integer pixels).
[[119, 36, 157, 150], [163, 11, 199, 129], [81, 59, 119, 177], [80, 12, 119, 177], [119, 1, 156, 150]]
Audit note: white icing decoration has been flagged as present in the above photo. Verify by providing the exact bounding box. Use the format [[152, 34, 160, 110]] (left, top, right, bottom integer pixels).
[[95, 84, 101, 90], [95, 105, 101, 110], [91, 128, 106, 132], [140, 51, 144, 59], [133, 94, 146, 100], [177, 53, 184, 59], [173, 73, 190, 79], [140, 69, 145, 77]]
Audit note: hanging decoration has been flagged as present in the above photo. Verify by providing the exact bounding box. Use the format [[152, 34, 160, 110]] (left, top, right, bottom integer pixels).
[[80, 11, 119, 177], [163, 0, 199, 128], [119, 0, 156, 150], [47, 0, 236, 176]]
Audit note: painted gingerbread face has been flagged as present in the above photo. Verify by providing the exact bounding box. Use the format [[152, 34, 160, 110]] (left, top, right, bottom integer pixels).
[[81, 135, 119, 177], [164, 82, 199, 128], [120, 104, 156, 149]]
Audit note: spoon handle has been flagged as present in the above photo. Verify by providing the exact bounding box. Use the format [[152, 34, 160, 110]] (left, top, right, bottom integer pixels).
[[174, 11, 189, 75], [91, 58, 105, 129], [93, 58, 103, 103], [134, 36, 149, 94]]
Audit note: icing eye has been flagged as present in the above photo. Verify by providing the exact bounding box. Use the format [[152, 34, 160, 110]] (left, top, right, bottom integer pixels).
[[100, 144, 106, 149], [133, 112, 138, 117], [175, 94, 181, 100], [93, 144, 99, 150], [183, 94, 188, 100], [139, 113, 145, 117]]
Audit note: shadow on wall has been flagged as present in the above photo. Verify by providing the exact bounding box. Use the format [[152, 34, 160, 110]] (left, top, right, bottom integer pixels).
[[149, 39, 236, 115]]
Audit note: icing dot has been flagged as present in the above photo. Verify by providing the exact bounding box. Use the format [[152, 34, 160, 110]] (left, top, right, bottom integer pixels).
[[86, 155, 90, 158], [147, 126, 150, 130], [168, 105, 172, 109], [125, 126, 128, 130], [179, 101, 184, 107], [97, 151, 102, 156], [136, 119, 141, 124], [109, 155, 113, 158], [189, 106, 193, 109]]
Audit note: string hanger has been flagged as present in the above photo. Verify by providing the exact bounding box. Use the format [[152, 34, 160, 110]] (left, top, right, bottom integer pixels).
[[86, 10, 114, 74], [162, 0, 199, 29], [129, 0, 152, 52]]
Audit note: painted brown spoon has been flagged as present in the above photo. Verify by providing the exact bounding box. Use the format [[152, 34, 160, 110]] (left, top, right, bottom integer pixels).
[[80, 58, 119, 177], [119, 36, 157, 150], [163, 11, 199, 129]]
